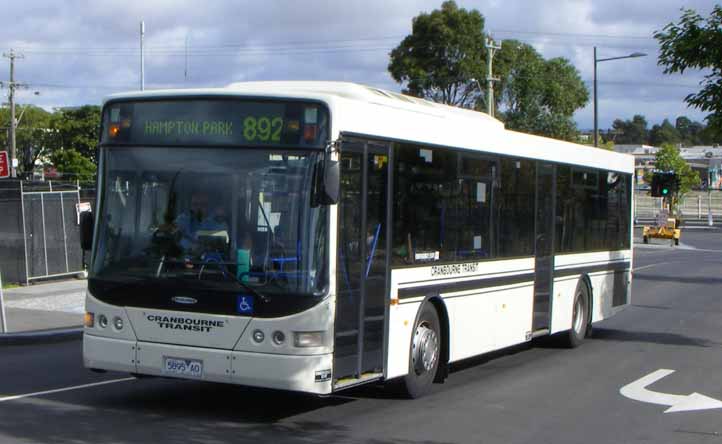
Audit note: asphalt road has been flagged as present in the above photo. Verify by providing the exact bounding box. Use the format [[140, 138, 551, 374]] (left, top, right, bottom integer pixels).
[[2, 229, 722, 444]]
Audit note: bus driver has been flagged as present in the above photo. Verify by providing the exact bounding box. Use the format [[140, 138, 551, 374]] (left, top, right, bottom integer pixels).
[[174, 191, 229, 253]]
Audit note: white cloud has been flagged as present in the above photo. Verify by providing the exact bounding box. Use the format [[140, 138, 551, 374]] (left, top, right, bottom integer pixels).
[[0, 0, 713, 128]]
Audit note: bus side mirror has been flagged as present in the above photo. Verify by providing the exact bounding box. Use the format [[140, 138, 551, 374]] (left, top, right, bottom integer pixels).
[[320, 157, 340, 205], [80, 211, 94, 251]]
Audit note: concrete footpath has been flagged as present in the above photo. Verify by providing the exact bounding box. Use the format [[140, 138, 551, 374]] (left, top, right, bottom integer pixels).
[[1, 279, 85, 342]]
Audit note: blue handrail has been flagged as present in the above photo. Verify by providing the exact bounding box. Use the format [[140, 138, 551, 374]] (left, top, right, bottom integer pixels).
[[365, 223, 382, 279]]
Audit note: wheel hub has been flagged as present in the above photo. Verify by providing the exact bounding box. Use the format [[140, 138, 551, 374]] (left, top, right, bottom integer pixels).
[[412, 323, 439, 375], [573, 294, 584, 335]]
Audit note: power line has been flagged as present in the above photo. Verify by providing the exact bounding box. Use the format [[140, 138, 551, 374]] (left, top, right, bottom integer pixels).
[[5, 28, 661, 56], [489, 28, 655, 40], [1, 75, 704, 91]]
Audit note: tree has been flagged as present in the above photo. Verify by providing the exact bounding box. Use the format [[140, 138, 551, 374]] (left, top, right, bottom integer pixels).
[[388, 1, 485, 108], [495, 40, 588, 141], [50, 105, 101, 163], [0, 105, 55, 176], [655, 6, 722, 137], [48, 148, 96, 183], [649, 118, 681, 146], [611, 115, 648, 144], [388, 2, 589, 142]]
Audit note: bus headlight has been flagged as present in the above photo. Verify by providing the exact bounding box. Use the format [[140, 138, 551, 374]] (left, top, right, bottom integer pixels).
[[294, 331, 324, 348], [113, 316, 124, 330], [252, 330, 265, 343], [272, 331, 285, 345], [98, 314, 108, 328]]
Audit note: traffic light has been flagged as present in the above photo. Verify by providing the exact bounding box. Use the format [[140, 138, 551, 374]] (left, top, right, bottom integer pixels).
[[650, 171, 678, 197]]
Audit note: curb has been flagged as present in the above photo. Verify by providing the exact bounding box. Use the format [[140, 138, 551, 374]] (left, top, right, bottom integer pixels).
[[0, 327, 83, 345]]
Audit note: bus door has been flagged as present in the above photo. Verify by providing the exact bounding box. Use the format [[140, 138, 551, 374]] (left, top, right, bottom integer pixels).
[[533, 162, 555, 331], [334, 140, 390, 380]]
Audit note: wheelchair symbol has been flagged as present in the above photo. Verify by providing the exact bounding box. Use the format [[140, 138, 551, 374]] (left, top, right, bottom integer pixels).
[[237, 296, 254, 314]]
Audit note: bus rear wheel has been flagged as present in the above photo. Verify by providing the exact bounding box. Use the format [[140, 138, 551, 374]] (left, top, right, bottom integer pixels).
[[558, 282, 590, 348], [400, 304, 441, 398]]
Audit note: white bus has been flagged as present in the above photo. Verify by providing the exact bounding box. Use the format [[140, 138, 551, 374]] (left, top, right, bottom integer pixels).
[[81, 81, 633, 398]]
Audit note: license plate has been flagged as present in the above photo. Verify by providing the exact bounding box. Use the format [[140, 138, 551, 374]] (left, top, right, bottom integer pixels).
[[162, 357, 203, 378]]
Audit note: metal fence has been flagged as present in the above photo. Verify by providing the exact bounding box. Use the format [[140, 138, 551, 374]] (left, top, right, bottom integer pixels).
[[635, 190, 722, 222], [0, 180, 93, 284]]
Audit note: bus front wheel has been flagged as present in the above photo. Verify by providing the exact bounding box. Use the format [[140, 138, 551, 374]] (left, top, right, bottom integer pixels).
[[401, 304, 441, 398]]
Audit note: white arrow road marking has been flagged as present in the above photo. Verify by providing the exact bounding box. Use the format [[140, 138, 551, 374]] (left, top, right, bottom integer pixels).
[[620, 369, 722, 413], [0, 377, 135, 403]]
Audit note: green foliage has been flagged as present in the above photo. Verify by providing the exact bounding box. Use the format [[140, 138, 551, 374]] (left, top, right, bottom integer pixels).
[[495, 40, 588, 141], [388, 4, 589, 141], [48, 148, 96, 184], [597, 140, 615, 151], [606, 114, 718, 146], [388, 1, 486, 107], [611, 115, 648, 144], [50, 106, 101, 162], [643, 144, 700, 213], [1, 104, 100, 178], [655, 6, 722, 136], [0, 105, 55, 173], [649, 118, 681, 146]]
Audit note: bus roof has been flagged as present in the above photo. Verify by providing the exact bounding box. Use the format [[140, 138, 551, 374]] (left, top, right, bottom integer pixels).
[[103, 81, 634, 174]]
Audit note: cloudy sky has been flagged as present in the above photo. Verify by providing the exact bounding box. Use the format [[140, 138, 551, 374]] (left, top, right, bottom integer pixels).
[[1, 0, 717, 129]]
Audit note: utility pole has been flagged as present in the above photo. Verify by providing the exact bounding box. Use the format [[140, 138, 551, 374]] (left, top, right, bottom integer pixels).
[[485, 37, 501, 118], [140, 20, 145, 91], [2, 49, 27, 178]]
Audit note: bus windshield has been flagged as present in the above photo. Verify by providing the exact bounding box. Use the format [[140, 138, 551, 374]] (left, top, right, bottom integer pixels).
[[89, 146, 328, 317]]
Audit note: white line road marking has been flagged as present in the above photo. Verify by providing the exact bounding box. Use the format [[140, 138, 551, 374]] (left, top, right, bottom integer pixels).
[[620, 369, 722, 413], [632, 262, 670, 272], [0, 377, 135, 403]]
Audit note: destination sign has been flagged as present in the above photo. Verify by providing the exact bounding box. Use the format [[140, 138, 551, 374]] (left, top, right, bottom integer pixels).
[[101, 99, 328, 147]]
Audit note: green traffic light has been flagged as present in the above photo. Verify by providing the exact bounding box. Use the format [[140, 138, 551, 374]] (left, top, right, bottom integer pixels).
[[662, 188, 669, 195]]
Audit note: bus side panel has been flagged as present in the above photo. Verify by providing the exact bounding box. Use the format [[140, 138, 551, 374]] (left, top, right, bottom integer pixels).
[[551, 250, 632, 334], [386, 257, 534, 379], [447, 283, 535, 362], [386, 300, 422, 380], [550, 277, 577, 335]]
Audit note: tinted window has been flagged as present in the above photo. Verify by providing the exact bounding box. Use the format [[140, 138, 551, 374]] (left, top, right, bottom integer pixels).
[[557, 166, 631, 253], [391, 145, 457, 264], [495, 159, 535, 257], [391, 145, 537, 265]]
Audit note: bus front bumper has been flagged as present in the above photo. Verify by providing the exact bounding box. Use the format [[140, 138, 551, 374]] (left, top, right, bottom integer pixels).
[[83, 334, 334, 395]]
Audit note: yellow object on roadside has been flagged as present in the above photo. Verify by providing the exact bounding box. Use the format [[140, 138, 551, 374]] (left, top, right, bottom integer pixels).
[[642, 217, 681, 246]]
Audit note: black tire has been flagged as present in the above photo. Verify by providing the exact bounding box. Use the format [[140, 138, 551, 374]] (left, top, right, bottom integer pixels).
[[557, 281, 590, 348], [400, 304, 441, 399]]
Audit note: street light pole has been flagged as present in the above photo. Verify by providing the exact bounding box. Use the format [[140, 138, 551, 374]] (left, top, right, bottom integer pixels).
[[594, 47, 598, 147], [593, 47, 647, 147], [140, 21, 145, 91]]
